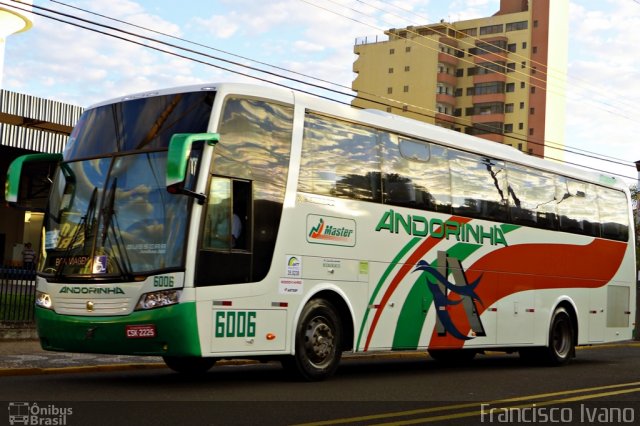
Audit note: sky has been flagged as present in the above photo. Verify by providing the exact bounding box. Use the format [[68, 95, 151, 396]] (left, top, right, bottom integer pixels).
[[1, 0, 640, 186]]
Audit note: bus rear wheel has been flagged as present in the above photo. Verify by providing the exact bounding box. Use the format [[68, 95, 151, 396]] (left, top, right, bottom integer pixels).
[[544, 306, 575, 365], [282, 299, 342, 381], [163, 356, 217, 374]]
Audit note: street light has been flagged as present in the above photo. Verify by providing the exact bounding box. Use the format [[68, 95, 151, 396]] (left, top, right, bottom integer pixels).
[[0, 1, 33, 88]]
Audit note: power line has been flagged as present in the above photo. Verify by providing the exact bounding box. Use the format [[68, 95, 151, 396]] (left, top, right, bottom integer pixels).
[[41, 0, 634, 168], [3, 0, 637, 180]]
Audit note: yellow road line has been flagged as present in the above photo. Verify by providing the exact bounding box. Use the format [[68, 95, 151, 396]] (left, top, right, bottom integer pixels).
[[293, 381, 640, 426]]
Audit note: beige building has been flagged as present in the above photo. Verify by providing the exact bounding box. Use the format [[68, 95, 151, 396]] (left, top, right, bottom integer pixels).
[[352, 0, 568, 158]]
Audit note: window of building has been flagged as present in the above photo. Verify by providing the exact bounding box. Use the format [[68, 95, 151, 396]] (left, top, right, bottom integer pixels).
[[519, 123, 524, 130], [506, 21, 528, 32], [504, 123, 513, 133], [530, 107, 535, 115], [522, 42, 527, 49], [461, 28, 477, 37], [390, 48, 395, 54], [474, 82, 505, 95], [520, 102, 525, 109], [387, 87, 393, 94], [405, 66, 411, 72], [532, 67, 537, 74], [529, 128, 534, 136], [531, 86, 536, 94], [506, 83, 515, 92], [402, 105, 408, 112], [521, 61, 526, 68], [534, 20, 538, 28], [479, 24, 504, 35], [521, 82, 526, 89], [505, 103, 514, 113], [508, 43, 516, 53], [406, 46, 411, 53], [532, 46, 538, 54], [403, 85, 409, 93], [507, 63, 516, 72], [456, 68, 463, 77], [389, 67, 394, 74]]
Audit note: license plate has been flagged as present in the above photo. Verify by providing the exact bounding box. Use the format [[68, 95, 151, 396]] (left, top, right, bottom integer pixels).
[[125, 324, 157, 339]]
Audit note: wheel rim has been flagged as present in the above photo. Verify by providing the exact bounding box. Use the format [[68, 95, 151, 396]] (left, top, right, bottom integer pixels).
[[303, 315, 336, 368], [552, 316, 571, 358]]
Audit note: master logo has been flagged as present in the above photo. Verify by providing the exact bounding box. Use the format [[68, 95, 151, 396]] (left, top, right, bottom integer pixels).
[[306, 215, 356, 247]]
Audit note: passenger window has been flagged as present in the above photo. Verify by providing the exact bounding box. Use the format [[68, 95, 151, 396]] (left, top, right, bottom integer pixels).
[[556, 178, 600, 237], [449, 151, 507, 221], [597, 187, 629, 241], [382, 134, 451, 212], [507, 164, 557, 229], [300, 113, 382, 202]]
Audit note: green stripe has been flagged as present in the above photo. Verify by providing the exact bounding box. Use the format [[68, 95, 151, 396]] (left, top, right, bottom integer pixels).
[[355, 237, 421, 350], [391, 243, 482, 350]]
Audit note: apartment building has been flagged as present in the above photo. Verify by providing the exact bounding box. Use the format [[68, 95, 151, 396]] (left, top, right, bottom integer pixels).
[[352, 0, 568, 158]]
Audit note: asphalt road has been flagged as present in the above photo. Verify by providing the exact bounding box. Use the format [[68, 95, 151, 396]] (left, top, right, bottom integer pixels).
[[1, 343, 639, 426]]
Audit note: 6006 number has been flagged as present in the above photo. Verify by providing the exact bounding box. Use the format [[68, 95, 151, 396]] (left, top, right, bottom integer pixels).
[[215, 311, 257, 338]]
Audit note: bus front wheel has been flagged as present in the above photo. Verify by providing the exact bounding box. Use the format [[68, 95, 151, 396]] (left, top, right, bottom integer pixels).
[[163, 356, 216, 374], [282, 299, 342, 381]]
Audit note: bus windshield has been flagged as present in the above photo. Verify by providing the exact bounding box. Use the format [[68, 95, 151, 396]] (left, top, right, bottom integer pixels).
[[42, 153, 190, 278], [40, 90, 215, 279]]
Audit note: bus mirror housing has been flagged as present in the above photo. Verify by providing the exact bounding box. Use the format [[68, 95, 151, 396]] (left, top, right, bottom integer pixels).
[[166, 132, 219, 202], [5, 153, 62, 211]]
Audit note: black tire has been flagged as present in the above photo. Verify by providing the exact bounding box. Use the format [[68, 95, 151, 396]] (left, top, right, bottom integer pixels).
[[543, 306, 575, 366], [282, 299, 342, 381], [428, 349, 476, 364], [162, 356, 216, 374]]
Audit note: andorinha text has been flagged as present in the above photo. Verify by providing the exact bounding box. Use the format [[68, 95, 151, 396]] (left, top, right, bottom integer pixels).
[[375, 209, 508, 246], [59, 286, 125, 295]]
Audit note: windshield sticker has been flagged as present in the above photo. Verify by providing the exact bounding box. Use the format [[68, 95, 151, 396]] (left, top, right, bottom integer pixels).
[[285, 255, 302, 277], [92, 255, 107, 274], [45, 230, 60, 250]]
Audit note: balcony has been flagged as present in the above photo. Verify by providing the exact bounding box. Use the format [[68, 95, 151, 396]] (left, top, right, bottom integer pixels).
[[437, 72, 457, 86], [472, 93, 506, 104], [439, 36, 458, 48], [435, 113, 456, 125], [473, 72, 506, 84], [436, 93, 456, 105], [438, 51, 458, 66], [471, 112, 505, 124]]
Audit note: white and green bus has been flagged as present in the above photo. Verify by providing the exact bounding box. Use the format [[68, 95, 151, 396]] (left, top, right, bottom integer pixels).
[[6, 83, 636, 380]]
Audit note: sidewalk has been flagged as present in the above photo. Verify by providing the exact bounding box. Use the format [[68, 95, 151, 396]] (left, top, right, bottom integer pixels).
[[0, 339, 165, 375]]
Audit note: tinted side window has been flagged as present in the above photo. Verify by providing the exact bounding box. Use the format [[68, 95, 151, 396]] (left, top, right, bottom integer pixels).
[[450, 151, 507, 221], [597, 187, 629, 241], [299, 113, 381, 202], [381, 134, 451, 213], [507, 164, 557, 229], [555, 178, 600, 237]]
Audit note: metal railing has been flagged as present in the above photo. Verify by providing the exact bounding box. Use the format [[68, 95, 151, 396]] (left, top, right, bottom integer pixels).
[[0, 268, 36, 324]]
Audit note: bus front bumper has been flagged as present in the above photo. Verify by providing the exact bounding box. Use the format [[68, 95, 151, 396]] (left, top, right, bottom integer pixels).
[[35, 302, 202, 357]]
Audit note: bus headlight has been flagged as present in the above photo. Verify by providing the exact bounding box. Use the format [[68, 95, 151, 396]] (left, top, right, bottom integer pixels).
[[135, 289, 181, 311], [35, 291, 53, 310]]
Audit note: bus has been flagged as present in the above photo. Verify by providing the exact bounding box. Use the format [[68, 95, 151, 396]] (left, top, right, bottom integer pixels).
[[5, 82, 636, 381]]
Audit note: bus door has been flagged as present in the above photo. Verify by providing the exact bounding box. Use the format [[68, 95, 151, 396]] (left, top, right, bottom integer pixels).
[[195, 176, 252, 285]]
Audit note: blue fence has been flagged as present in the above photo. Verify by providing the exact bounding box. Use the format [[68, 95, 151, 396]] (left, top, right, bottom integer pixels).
[[0, 268, 36, 323]]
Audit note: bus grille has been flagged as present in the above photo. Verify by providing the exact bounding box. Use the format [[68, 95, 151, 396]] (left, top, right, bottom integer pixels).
[[54, 297, 131, 315]]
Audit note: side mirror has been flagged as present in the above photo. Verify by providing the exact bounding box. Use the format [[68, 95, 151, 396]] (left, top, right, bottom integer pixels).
[[166, 132, 219, 202], [5, 153, 62, 211]]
